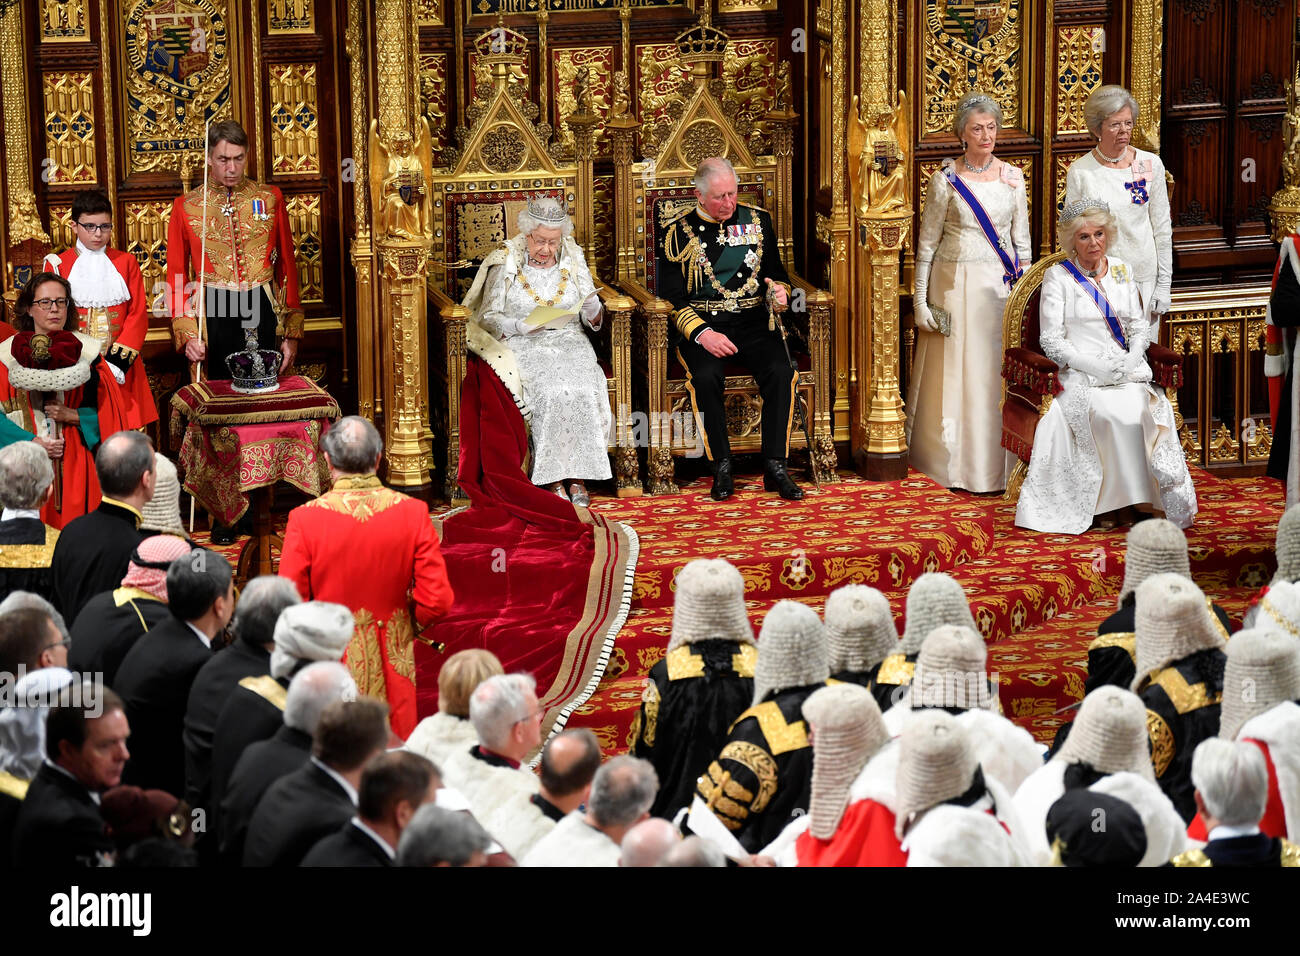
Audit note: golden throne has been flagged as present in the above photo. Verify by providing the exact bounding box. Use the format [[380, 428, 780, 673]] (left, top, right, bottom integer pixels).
[[609, 19, 835, 495], [425, 24, 639, 500], [1000, 252, 1184, 501]]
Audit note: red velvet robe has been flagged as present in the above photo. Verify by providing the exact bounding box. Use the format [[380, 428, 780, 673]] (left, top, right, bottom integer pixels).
[[278, 475, 455, 738], [0, 332, 131, 529], [44, 247, 158, 429], [793, 799, 910, 867]]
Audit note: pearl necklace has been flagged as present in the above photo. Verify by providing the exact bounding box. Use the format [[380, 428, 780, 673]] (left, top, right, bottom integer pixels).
[[963, 154, 994, 174], [1073, 255, 1105, 279], [1094, 145, 1127, 165]]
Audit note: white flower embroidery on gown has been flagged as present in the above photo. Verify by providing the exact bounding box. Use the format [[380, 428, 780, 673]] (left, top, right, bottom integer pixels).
[[480, 246, 612, 485], [1015, 258, 1196, 534]]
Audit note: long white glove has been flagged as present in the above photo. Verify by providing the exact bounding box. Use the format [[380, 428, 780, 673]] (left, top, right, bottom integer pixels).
[[1149, 296, 1170, 318], [913, 260, 938, 332], [1068, 352, 1124, 385]]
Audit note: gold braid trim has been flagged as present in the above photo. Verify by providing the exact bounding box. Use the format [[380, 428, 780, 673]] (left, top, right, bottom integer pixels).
[[239, 675, 288, 711], [1170, 848, 1212, 867], [639, 680, 660, 747], [663, 221, 704, 295], [1146, 708, 1175, 778], [0, 770, 29, 800], [1088, 632, 1137, 662]]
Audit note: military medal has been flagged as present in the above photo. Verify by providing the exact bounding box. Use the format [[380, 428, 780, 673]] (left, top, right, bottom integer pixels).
[[744, 248, 759, 270], [251, 198, 270, 221]]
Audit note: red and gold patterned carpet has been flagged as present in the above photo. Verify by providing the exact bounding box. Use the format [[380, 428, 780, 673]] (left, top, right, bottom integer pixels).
[[199, 466, 1282, 751]]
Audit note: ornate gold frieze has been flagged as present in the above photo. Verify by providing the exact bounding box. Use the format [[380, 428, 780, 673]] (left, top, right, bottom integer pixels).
[[467, 50, 534, 104], [1056, 151, 1084, 213], [553, 47, 614, 159], [1130, 0, 1164, 150], [473, 0, 685, 10], [1056, 25, 1104, 136], [268, 63, 322, 175], [922, 0, 1024, 137], [48, 206, 75, 255], [269, 0, 314, 32], [124, 200, 173, 294], [43, 71, 98, 185], [123, 0, 235, 175], [593, 173, 615, 280], [416, 0, 443, 24], [1005, 155, 1034, 219], [419, 53, 449, 166], [636, 38, 777, 159], [41, 0, 90, 40], [2, 5, 48, 251], [719, 0, 777, 10], [286, 193, 325, 303]]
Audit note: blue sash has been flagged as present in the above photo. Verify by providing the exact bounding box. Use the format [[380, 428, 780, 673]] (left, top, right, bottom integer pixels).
[[1060, 259, 1127, 350], [943, 169, 1022, 288]]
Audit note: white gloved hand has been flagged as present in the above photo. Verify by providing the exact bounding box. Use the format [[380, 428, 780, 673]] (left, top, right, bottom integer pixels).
[[109, 363, 126, 386], [1122, 347, 1147, 372], [1149, 296, 1170, 317], [1069, 353, 1124, 385], [914, 302, 939, 333]]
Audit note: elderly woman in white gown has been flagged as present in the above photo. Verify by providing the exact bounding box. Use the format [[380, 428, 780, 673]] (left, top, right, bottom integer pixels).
[[909, 92, 1031, 493], [465, 196, 611, 507], [1015, 199, 1196, 534], [1065, 85, 1173, 335]]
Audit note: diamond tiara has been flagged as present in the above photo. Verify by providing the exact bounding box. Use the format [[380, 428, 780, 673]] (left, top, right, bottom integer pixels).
[[525, 193, 569, 224], [1060, 198, 1111, 224]]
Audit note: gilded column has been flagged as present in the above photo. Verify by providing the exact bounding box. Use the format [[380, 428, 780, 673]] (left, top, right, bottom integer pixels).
[[347, 0, 379, 421], [851, 0, 910, 480], [1, 1, 52, 259], [568, 105, 599, 264], [1129, 0, 1164, 152], [372, 0, 433, 491], [607, 108, 639, 285], [829, 0, 852, 443]]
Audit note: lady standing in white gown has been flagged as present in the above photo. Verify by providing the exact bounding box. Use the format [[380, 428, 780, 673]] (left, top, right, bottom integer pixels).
[[1015, 200, 1196, 534], [1065, 85, 1173, 335], [471, 197, 611, 506], [908, 92, 1031, 493]]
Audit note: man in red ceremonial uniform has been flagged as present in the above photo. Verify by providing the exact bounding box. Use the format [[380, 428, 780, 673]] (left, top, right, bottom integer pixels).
[[278, 416, 454, 738], [43, 190, 157, 430], [166, 119, 304, 383]]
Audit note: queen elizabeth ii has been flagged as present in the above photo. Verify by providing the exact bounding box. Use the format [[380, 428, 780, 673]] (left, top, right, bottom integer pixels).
[[462, 195, 611, 506]]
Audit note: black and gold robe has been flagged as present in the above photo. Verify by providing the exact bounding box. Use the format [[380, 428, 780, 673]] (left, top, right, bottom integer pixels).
[[1088, 594, 1232, 695], [1139, 648, 1226, 823], [868, 651, 917, 714], [632, 640, 756, 820], [696, 681, 827, 854], [0, 516, 58, 604]]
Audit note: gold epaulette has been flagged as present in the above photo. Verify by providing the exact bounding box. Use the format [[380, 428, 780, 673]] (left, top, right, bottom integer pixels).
[[1151, 668, 1221, 715], [0, 534, 59, 569], [1088, 632, 1137, 663], [728, 700, 809, 755], [733, 644, 757, 678], [238, 675, 288, 711], [875, 653, 915, 686], [1283, 839, 1300, 867], [0, 770, 29, 801], [665, 646, 705, 680], [1170, 848, 1212, 867]]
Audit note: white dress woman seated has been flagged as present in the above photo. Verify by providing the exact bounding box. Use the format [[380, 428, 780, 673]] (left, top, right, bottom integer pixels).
[[1015, 199, 1197, 534], [464, 196, 611, 507]]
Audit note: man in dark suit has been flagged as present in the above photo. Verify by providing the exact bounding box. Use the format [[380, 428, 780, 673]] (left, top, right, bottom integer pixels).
[[0, 606, 68, 677], [207, 600, 353, 821], [184, 575, 301, 813], [114, 547, 233, 796], [11, 686, 129, 867], [218, 660, 356, 867], [656, 156, 802, 501], [243, 696, 389, 867], [1171, 738, 1299, 867], [302, 750, 439, 867], [67, 535, 191, 686], [0, 441, 60, 604], [50, 430, 155, 624]]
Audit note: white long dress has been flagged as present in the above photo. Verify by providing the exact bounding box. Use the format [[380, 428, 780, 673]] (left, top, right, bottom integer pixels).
[[1065, 149, 1173, 333], [908, 161, 1031, 492], [479, 243, 612, 485], [1015, 258, 1197, 534]]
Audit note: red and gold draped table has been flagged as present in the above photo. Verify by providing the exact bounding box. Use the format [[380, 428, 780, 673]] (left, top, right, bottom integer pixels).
[[169, 375, 341, 581]]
